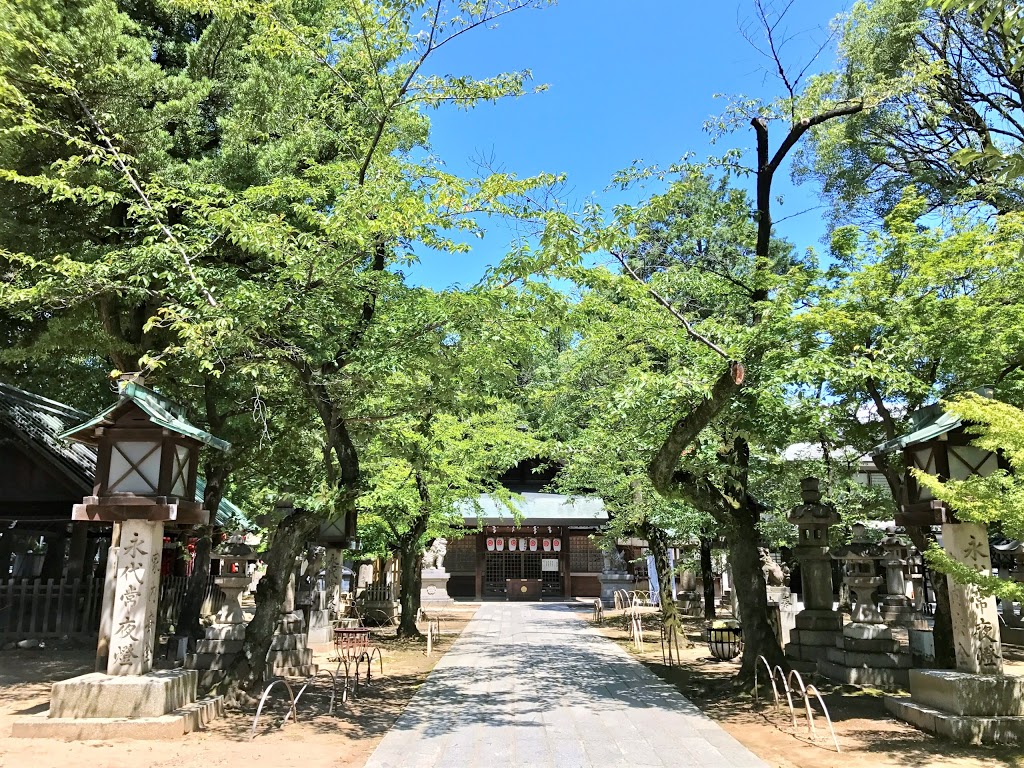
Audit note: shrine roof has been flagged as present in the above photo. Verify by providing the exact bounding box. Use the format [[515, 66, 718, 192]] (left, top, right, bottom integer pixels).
[[460, 492, 609, 527], [60, 381, 230, 452], [0, 382, 96, 491]]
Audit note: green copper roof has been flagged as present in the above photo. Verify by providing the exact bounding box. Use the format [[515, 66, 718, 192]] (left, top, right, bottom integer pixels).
[[59, 381, 230, 452], [872, 403, 962, 456]]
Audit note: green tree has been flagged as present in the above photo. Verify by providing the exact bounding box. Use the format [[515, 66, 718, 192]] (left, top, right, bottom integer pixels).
[[799, 190, 1024, 665], [798, 0, 1024, 222], [915, 393, 1024, 599], [0, 0, 554, 695]]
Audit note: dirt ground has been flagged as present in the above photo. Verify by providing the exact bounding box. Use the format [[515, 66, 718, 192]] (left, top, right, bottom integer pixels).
[[592, 607, 1024, 768], [0, 609, 474, 768]]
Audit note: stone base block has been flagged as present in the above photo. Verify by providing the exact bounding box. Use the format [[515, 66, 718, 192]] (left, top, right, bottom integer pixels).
[[49, 670, 198, 719], [816, 660, 909, 690], [307, 609, 333, 644], [599, 574, 634, 607], [794, 610, 843, 632], [268, 634, 305, 651], [909, 670, 1024, 717], [789, 628, 841, 647], [886, 696, 1024, 745], [826, 647, 912, 669], [195, 639, 244, 654], [838, 636, 900, 654], [267, 648, 313, 667], [270, 664, 318, 677], [12, 696, 223, 740], [785, 643, 832, 663], [204, 624, 246, 641], [275, 618, 305, 634]]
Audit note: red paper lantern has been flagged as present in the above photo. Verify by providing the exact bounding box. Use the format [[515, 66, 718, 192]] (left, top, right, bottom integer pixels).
[[529, 538, 538, 551], [486, 537, 495, 551], [542, 538, 551, 551], [552, 538, 561, 552]]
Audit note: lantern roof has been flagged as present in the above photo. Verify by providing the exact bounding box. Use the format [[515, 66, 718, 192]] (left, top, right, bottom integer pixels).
[[872, 404, 962, 457], [59, 381, 230, 452]]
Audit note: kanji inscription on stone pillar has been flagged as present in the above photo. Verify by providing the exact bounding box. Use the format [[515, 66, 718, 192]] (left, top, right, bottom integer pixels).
[[941, 522, 1003, 675], [107, 520, 164, 675]]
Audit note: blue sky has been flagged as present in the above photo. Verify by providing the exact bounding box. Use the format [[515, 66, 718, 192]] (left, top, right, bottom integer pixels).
[[404, 0, 852, 289]]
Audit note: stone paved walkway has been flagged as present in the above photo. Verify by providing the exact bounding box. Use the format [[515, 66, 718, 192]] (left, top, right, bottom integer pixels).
[[364, 603, 767, 768]]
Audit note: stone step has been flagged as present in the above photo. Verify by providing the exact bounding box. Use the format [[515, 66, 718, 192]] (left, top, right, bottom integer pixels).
[[205, 625, 246, 641], [788, 628, 840, 647], [886, 695, 1024, 745], [275, 619, 305, 634], [11, 696, 224, 740], [270, 635, 305, 651], [195, 639, 244, 654], [785, 642, 832, 663], [826, 647, 912, 668], [836, 636, 900, 654], [816, 659, 909, 691]]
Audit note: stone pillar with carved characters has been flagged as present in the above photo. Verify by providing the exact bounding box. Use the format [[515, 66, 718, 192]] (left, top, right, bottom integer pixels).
[[107, 520, 163, 676], [941, 521, 1003, 675]]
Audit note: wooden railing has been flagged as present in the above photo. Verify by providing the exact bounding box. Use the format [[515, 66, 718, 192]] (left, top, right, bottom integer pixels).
[[157, 576, 227, 629], [0, 575, 229, 640], [0, 578, 104, 639]]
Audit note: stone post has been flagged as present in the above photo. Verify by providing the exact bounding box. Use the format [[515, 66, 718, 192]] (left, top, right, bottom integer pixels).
[[107, 520, 163, 676], [941, 521, 1003, 674]]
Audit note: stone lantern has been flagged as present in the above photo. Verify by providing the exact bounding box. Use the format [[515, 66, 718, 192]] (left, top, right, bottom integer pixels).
[[832, 524, 885, 628], [185, 533, 259, 687], [210, 533, 258, 626], [879, 527, 921, 626], [783, 477, 842, 666], [822, 524, 912, 688], [14, 380, 230, 739]]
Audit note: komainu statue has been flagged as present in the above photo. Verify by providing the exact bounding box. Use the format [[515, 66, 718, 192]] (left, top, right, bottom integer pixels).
[[422, 538, 447, 571]]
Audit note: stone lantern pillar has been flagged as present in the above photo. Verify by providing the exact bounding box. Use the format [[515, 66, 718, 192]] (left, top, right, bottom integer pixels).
[[783, 478, 842, 667], [14, 380, 229, 739], [879, 528, 922, 626], [875, 396, 1024, 742], [186, 533, 259, 688]]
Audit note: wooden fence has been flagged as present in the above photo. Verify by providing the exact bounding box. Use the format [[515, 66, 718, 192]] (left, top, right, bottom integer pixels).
[[0, 578, 104, 639], [0, 576, 229, 640]]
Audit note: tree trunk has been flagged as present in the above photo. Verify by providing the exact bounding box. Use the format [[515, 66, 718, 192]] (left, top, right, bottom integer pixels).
[[220, 507, 321, 701], [397, 540, 423, 638], [729, 514, 787, 681], [179, 466, 227, 640], [179, 531, 212, 640], [904, 525, 955, 668], [700, 535, 716, 621], [928, 565, 956, 668], [641, 522, 684, 663]]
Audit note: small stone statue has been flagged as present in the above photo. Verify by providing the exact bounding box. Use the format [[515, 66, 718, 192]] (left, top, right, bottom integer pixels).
[[610, 548, 628, 573], [759, 547, 786, 587], [422, 537, 447, 571]]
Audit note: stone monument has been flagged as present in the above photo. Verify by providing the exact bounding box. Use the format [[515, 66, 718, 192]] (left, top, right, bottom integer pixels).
[[820, 524, 911, 689], [186, 533, 259, 689], [887, 520, 1024, 743], [783, 478, 843, 669], [598, 547, 633, 607], [14, 381, 227, 738], [676, 568, 703, 617], [420, 537, 453, 607]]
